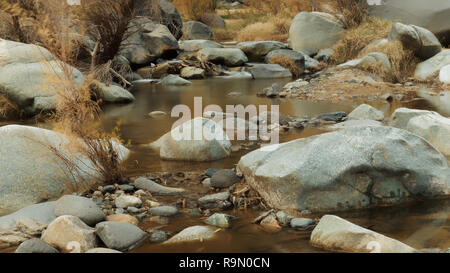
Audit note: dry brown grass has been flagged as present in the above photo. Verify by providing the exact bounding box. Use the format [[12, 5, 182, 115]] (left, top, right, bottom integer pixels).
[[0, 94, 20, 120], [173, 0, 217, 21], [334, 0, 368, 29], [268, 55, 301, 78], [235, 17, 291, 42], [331, 17, 393, 64], [359, 40, 419, 83]]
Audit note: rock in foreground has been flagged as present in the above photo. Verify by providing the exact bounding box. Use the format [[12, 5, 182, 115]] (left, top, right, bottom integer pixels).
[[164, 226, 216, 244], [54, 195, 105, 226], [238, 126, 450, 212], [95, 221, 147, 251], [310, 215, 416, 253]]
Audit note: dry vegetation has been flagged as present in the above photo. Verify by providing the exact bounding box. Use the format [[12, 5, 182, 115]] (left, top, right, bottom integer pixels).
[[268, 55, 302, 78], [0, 94, 20, 120], [0, 0, 129, 189], [173, 0, 217, 21]]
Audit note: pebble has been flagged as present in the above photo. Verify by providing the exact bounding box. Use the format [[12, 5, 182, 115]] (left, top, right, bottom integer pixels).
[[275, 211, 292, 226], [210, 169, 241, 188], [204, 168, 217, 177], [101, 185, 116, 194], [127, 207, 140, 214], [115, 195, 142, 208], [150, 231, 168, 243], [290, 218, 315, 229], [148, 206, 179, 217], [205, 213, 235, 228]]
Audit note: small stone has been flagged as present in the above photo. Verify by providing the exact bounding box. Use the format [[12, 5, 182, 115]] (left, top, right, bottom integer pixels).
[[127, 207, 140, 214], [204, 168, 216, 177], [210, 169, 241, 188], [115, 195, 142, 208], [53, 195, 105, 226], [148, 206, 179, 217], [205, 213, 235, 228], [275, 211, 292, 226], [150, 231, 167, 243], [134, 177, 185, 196], [290, 218, 315, 229], [15, 239, 59, 253], [118, 184, 135, 193], [106, 214, 139, 226], [198, 192, 231, 209], [101, 185, 116, 194], [164, 226, 216, 244], [145, 200, 161, 207], [135, 190, 147, 196], [259, 214, 281, 233], [202, 178, 212, 188]]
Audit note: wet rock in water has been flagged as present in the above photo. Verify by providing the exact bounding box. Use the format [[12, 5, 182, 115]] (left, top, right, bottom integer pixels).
[[275, 211, 292, 227], [348, 104, 385, 121], [205, 213, 235, 228], [440, 64, 450, 83], [324, 119, 383, 131], [160, 74, 192, 86], [406, 113, 450, 157], [115, 195, 142, 209], [227, 91, 243, 96], [134, 177, 185, 196], [53, 195, 105, 226], [284, 79, 308, 91], [259, 214, 282, 233], [310, 215, 416, 253], [290, 218, 315, 229], [205, 168, 217, 177], [0, 125, 129, 216], [148, 111, 167, 118], [196, 48, 248, 67], [151, 117, 232, 161], [202, 178, 212, 188], [264, 83, 283, 98], [198, 192, 231, 209], [85, 247, 122, 253], [15, 238, 59, 253], [179, 40, 223, 52], [237, 41, 288, 62], [118, 184, 135, 193], [150, 231, 168, 243], [148, 206, 179, 217], [90, 81, 135, 103], [338, 52, 392, 73], [289, 12, 344, 56], [415, 50, 450, 81], [180, 66, 206, 79], [164, 226, 216, 244], [210, 169, 241, 188], [95, 221, 147, 251], [246, 63, 292, 79], [41, 215, 97, 253], [106, 214, 139, 226], [237, 126, 450, 212], [312, 111, 347, 122], [0, 40, 85, 115], [182, 21, 213, 40]]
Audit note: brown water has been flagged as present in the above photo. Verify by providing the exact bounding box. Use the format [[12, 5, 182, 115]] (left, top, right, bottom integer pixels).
[[2, 78, 449, 252]]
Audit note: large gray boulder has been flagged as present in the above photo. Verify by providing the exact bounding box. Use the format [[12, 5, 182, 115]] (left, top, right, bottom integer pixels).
[[237, 41, 288, 62], [348, 104, 385, 121], [91, 81, 135, 103], [311, 215, 416, 253], [196, 48, 248, 67], [151, 117, 232, 161], [389, 108, 450, 157], [289, 12, 345, 56], [0, 125, 129, 216], [237, 126, 450, 213], [135, 0, 183, 39], [120, 17, 179, 65], [201, 13, 226, 29], [414, 50, 450, 81], [15, 238, 59, 253], [368, 0, 450, 46], [54, 195, 105, 226], [388, 22, 442, 59], [182, 21, 213, 40], [0, 40, 85, 115], [245, 63, 292, 79]]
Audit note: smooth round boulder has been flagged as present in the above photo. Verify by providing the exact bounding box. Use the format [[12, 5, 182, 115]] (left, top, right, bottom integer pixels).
[[54, 195, 105, 226], [15, 238, 59, 253], [238, 126, 450, 212], [95, 221, 147, 251]]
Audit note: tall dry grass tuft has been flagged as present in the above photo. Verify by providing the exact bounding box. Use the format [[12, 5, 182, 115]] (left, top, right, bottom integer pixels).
[[235, 17, 291, 42], [331, 17, 393, 64], [359, 40, 419, 83], [0, 94, 20, 120], [173, 0, 217, 21], [334, 0, 368, 29], [268, 55, 301, 78]]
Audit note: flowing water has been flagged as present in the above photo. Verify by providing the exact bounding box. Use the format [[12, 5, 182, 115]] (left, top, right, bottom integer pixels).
[[2, 78, 449, 252]]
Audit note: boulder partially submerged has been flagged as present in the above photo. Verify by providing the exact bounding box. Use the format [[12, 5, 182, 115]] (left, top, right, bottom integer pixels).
[[238, 126, 450, 213]]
